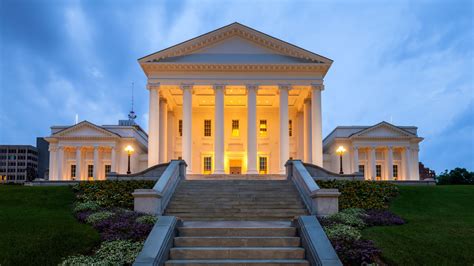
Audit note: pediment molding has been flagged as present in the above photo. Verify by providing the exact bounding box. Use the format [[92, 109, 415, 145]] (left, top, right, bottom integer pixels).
[[53, 121, 120, 139], [350, 122, 416, 139], [139, 22, 332, 67], [141, 63, 328, 73]]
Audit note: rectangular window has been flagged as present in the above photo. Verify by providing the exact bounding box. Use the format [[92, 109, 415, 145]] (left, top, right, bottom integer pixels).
[[203, 156, 212, 174], [259, 157, 268, 174], [376, 165, 382, 179], [204, 120, 212, 137], [393, 165, 398, 179], [259, 120, 267, 137], [87, 165, 94, 179], [71, 165, 76, 178], [178, 120, 183, 137], [358, 165, 365, 174], [289, 120, 293, 137], [105, 164, 111, 175], [232, 120, 240, 137]]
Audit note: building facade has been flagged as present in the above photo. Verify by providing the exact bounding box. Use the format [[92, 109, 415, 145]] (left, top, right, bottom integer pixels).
[[45, 120, 148, 181], [44, 23, 424, 181], [0, 145, 38, 183], [140, 22, 331, 174], [323, 122, 423, 180]]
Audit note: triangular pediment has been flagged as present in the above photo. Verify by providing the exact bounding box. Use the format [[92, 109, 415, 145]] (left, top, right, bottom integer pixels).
[[139, 22, 332, 65], [53, 121, 119, 138], [352, 122, 416, 139]]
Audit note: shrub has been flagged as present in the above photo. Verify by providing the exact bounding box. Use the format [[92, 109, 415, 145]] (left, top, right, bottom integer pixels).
[[61, 240, 143, 265], [73, 180, 155, 209], [73, 201, 100, 213], [136, 215, 158, 225], [75, 210, 94, 223], [317, 180, 399, 209], [363, 209, 405, 226], [94, 211, 154, 241], [437, 168, 474, 185], [86, 211, 115, 225], [94, 240, 143, 264], [326, 208, 366, 228], [331, 238, 381, 265], [323, 224, 361, 241]]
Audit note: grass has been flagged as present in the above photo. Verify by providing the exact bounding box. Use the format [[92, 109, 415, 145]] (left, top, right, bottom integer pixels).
[[0, 185, 100, 266], [363, 185, 474, 265]]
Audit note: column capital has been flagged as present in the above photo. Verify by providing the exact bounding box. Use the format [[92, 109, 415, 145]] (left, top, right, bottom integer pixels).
[[245, 84, 259, 91], [147, 82, 160, 90], [278, 84, 291, 90], [311, 84, 324, 91], [180, 83, 194, 91], [213, 84, 226, 91], [353, 145, 359, 150], [387, 145, 393, 151]]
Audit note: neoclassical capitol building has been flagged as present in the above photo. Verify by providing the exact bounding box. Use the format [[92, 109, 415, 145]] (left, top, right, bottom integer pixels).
[[46, 23, 422, 181]]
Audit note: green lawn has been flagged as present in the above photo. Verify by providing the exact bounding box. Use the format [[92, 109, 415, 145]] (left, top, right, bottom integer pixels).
[[363, 185, 474, 265], [0, 185, 100, 266]]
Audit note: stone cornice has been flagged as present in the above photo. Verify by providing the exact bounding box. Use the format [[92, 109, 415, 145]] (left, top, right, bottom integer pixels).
[[141, 63, 329, 74]]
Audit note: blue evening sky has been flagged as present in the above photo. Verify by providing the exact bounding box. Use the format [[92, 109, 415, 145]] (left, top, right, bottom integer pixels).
[[0, 0, 473, 173]]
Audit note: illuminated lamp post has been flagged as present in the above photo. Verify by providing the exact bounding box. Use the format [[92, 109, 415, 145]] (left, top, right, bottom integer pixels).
[[336, 146, 346, 174], [125, 145, 134, 174]]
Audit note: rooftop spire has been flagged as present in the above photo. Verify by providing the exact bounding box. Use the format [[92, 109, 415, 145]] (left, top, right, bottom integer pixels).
[[128, 82, 137, 121]]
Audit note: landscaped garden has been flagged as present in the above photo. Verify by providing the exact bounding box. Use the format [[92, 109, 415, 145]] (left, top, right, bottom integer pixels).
[[1, 179, 473, 265]]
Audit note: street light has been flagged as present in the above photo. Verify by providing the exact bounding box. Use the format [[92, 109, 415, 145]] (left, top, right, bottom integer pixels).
[[336, 146, 346, 174], [125, 145, 134, 174]]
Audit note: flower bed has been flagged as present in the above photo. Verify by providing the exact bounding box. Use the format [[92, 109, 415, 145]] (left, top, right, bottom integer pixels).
[[320, 208, 405, 265], [317, 180, 399, 210], [63, 181, 156, 265]]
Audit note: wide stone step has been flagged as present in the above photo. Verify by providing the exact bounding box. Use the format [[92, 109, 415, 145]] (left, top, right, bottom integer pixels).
[[178, 227, 296, 237], [165, 259, 309, 265], [169, 247, 305, 260], [165, 209, 308, 214], [174, 237, 301, 247], [166, 205, 306, 210]]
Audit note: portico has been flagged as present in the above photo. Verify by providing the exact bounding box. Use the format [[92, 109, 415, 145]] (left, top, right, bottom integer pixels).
[[140, 23, 332, 174]]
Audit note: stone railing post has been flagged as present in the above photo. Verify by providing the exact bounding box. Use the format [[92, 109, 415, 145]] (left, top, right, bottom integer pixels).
[[311, 189, 341, 216], [132, 189, 162, 215]]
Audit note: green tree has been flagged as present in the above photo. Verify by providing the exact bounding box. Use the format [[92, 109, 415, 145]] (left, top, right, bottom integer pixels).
[[437, 168, 474, 185]]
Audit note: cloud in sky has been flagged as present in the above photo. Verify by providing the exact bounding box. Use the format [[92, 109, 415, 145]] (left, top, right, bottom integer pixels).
[[0, 0, 472, 172]]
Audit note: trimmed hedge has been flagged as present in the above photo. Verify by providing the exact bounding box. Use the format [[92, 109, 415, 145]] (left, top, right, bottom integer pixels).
[[317, 180, 399, 210], [72, 181, 155, 209]]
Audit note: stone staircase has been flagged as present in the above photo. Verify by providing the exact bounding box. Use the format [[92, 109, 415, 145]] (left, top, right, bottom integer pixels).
[[164, 178, 308, 221], [165, 221, 309, 265]]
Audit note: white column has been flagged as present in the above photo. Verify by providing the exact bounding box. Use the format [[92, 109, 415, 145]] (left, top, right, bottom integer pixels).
[[404, 147, 411, 180], [387, 146, 394, 180], [75, 147, 81, 181], [57, 146, 64, 181], [279, 84, 290, 173], [213, 84, 225, 174], [296, 112, 304, 160], [311, 84, 323, 166], [159, 98, 168, 163], [182, 84, 193, 174], [353, 146, 359, 173], [369, 147, 376, 180], [93, 146, 99, 180], [111, 146, 116, 172], [411, 147, 420, 180], [48, 145, 57, 180], [147, 82, 160, 167], [246, 84, 258, 174], [303, 98, 312, 163]]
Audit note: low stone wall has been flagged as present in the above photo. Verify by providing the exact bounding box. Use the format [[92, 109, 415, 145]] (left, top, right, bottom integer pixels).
[[25, 180, 80, 186], [107, 163, 170, 181], [384, 179, 436, 186], [303, 163, 364, 181]]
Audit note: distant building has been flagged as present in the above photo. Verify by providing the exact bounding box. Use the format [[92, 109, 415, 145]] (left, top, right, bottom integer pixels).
[[0, 145, 38, 183], [36, 137, 50, 179], [45, 119, 148, 181], [419, 162, 436, 180]]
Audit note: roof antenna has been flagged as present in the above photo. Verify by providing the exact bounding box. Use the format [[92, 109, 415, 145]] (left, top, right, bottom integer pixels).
[[75, 114, 79, 124], [128, 82, 137, 121]]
